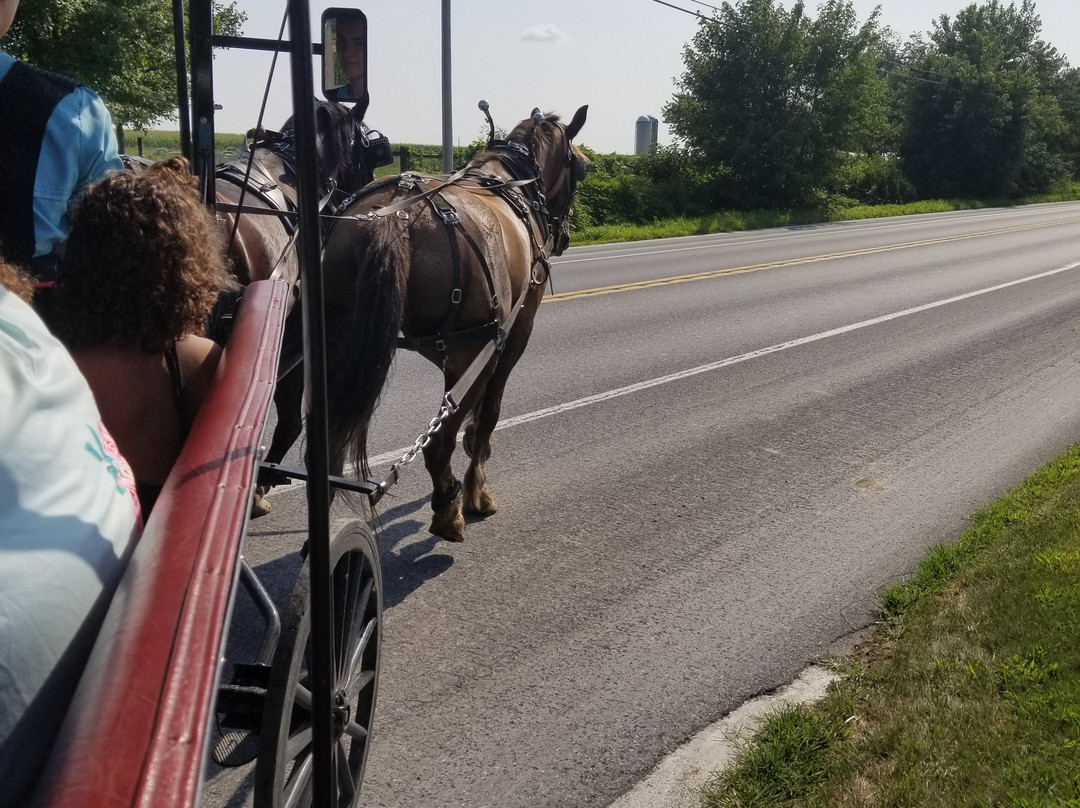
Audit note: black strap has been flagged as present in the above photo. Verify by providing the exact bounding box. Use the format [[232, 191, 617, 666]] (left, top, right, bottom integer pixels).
[[0, 61, 78, 268], [397, 320, 501, 352], [164, 343, 191, 430], [424, 190, 503, 356]]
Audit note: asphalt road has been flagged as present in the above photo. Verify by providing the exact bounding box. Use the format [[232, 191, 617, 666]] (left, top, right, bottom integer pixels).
[[202, 202, 1080, 807]]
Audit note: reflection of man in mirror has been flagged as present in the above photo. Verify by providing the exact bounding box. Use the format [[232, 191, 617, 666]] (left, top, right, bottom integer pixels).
[[330, 13, 367, 105]]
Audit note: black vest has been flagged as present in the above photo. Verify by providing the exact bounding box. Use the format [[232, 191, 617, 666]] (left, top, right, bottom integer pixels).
[[0, 61, 78, 269]]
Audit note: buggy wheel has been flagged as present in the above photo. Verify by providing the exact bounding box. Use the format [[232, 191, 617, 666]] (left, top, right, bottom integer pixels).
[[254, 521, 382, 808]]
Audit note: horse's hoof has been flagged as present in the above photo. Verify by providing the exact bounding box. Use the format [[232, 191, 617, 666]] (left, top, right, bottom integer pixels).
[[251, 489, 272, 518], [463, 490, 497, 516], [429, 520, 465, 542], [429, 504, 465, 542]]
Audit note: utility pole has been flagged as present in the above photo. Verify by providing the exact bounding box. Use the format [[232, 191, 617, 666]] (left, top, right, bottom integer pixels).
[[442, 0, 453, 172]]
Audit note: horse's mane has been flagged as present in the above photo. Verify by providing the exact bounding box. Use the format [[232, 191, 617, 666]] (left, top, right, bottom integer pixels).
[[506, 111, 562, 156]]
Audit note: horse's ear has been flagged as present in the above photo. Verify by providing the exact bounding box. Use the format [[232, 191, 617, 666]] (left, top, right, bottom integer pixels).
[[531, 106, 541, 116], [314, 102, 330, 138], [566, 105, 588, 141]]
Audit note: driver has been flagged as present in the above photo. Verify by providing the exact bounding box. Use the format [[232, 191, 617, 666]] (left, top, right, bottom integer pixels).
[[328, 11, 369, 109], [0, 0, 124, 280]]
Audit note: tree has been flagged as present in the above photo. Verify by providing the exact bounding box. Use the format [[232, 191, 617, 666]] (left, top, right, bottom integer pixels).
[[5, 0, 245, 131], [897, 0, 1071, 198], [664, 0, 889, 208]]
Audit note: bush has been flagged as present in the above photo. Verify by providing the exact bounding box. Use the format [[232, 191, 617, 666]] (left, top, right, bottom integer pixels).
[[832, 153, 917, 206], [575, 144, 718, 226]]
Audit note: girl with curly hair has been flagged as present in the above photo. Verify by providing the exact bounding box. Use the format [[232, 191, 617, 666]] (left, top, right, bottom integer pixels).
[[51, 156, 235, 514]]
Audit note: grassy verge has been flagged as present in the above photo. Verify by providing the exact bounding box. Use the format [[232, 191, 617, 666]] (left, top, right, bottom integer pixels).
[[572, 185, 1080, 247], [701, 444, 1080, 807]]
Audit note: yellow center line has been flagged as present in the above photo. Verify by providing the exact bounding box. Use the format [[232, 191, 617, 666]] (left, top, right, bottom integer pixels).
[[544, 216, 1080, 303]]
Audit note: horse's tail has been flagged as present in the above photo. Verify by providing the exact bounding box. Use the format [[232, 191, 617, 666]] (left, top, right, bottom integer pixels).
[[323, 218, 408, 485]]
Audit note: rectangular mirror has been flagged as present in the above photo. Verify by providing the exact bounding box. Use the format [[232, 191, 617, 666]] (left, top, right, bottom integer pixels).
[[322, 8, 368, 104]]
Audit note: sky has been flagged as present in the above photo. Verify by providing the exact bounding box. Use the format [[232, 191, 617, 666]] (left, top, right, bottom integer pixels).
[[209, 0, 1080, 155]]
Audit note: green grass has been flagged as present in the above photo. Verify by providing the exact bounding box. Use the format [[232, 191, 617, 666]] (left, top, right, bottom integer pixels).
[[123, 130, 247, 167], [572, 185, 1080, 247], [702, 444, 1080, 807]]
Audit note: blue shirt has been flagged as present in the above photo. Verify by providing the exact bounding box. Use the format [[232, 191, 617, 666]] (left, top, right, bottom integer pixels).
[[0, 51, 123, 258]]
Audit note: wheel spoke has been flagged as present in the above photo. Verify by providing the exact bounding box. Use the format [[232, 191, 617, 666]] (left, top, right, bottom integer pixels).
[[294, 683, 314, 712], [335, 737, 357, 799], [337, 568, 373, 681], [345, 618, 377, 684], [333, 554, 355, 681], [283, 724, 313, 762], [281, 750, 314, 808], [343, 718, 369, 741]]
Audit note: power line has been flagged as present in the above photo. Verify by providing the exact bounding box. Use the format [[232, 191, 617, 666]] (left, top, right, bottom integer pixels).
[[879, 57, 948, 81], [877, 67, 946, 85], [649, 0, 705, 20]]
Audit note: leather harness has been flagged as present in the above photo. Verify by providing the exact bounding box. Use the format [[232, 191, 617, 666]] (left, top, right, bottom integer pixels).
[[340, 139, 563, 361]]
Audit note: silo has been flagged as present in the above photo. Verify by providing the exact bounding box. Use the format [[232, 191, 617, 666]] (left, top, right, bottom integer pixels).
[[634, 115, 658, 155]]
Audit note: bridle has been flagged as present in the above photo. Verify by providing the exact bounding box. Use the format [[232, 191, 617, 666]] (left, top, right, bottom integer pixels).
[[523, 124, 585, 257], [546, 139, 586, 256]]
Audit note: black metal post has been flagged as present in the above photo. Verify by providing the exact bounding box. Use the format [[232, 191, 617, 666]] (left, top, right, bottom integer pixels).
[[286, 1, 336, 805], [189, 0, 215, 199], [172, 0, 192, 161], [441, 0, 453, 172]]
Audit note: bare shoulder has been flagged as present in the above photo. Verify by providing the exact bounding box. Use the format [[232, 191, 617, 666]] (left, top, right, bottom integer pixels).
[[176, 335, 223, 405]]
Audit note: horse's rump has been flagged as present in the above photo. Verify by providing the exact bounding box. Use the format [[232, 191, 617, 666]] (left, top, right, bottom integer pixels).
[[333, 174, 536, 347]]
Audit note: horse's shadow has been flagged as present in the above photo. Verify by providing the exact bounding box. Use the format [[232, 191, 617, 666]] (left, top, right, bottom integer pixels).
[[370, 494, 454, 610]]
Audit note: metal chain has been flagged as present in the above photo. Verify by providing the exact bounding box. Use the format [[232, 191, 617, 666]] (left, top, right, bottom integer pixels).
[[387, 398, 456, 477]]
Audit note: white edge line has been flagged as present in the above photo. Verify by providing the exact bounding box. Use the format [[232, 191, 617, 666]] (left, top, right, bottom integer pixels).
[[365, 261, 1080, 469]]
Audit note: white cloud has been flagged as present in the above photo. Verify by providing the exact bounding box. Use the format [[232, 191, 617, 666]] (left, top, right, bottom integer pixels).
[[520, 23, 569, 43]]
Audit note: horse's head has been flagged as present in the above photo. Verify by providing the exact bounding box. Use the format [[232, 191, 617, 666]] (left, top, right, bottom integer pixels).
[[507, 105, 588, 256], [315, 100, 372, 193], [283, 100, 370, 196]]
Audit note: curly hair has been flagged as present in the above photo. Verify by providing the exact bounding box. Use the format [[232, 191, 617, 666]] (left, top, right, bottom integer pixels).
[[0, 259, 36, 305], [54, 157, 233, 353]]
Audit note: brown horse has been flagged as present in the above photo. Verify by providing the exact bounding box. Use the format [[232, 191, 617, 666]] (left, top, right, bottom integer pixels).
[[320, 105, 588, 542], [214, 100, 377, 470]]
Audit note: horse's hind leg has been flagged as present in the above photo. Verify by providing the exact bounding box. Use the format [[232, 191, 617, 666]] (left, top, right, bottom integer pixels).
[[424, 361, 494, 542], [462, 403, 497, 516], [265, 309, 306, 467], [423, 404, 470, 542], [461, 301, 540, 518], [266, 363, 304, 465]]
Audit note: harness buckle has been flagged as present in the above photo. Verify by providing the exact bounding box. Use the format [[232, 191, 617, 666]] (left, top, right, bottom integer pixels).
[[438, 208, 461, 226], [435, 338, 447, 353], [451, 288, 463, 304]]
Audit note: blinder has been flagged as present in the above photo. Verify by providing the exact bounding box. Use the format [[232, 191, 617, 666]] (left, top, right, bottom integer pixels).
[[362, 129, 394, 167], [572, 153, 586, 183]]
